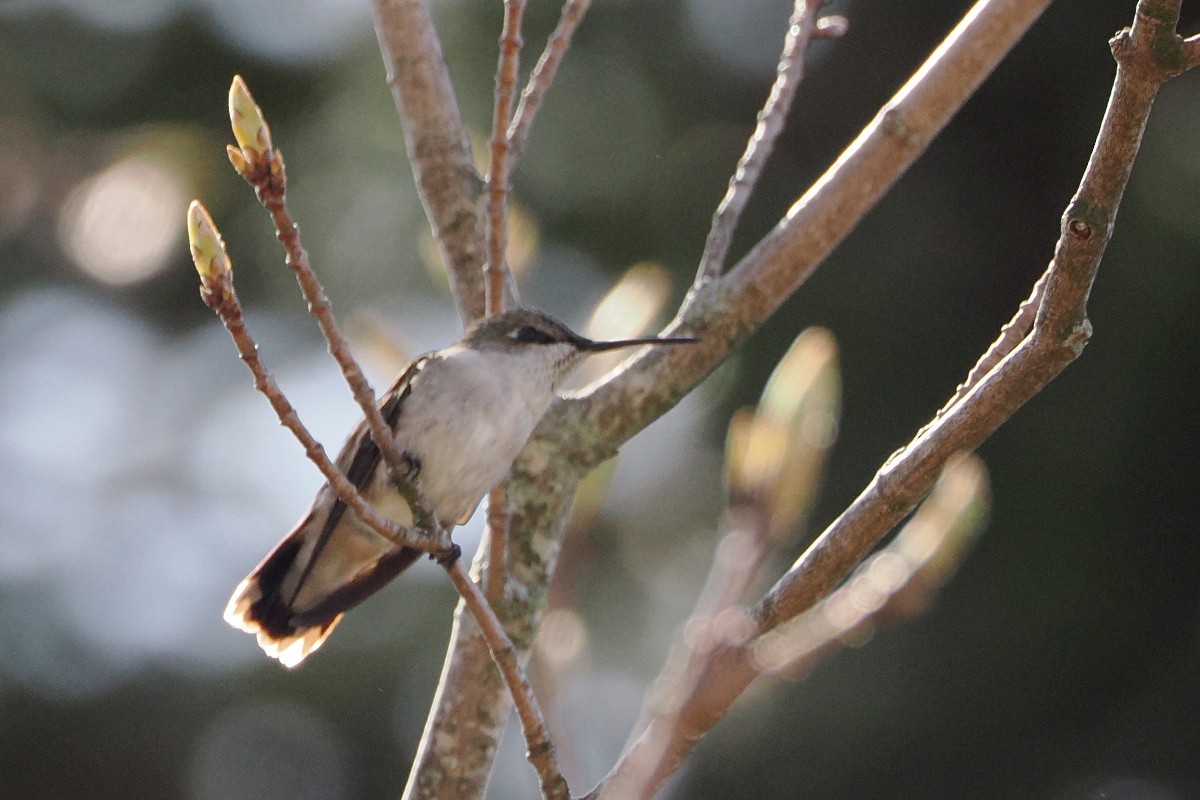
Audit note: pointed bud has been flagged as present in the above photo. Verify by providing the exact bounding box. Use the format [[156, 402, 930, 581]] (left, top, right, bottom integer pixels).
[[892, 452, 990, 598], [755, 328, 841, 534], [187, 200, 232, 285], [228, 75, 273, 160], [724, 408, 787, 508]]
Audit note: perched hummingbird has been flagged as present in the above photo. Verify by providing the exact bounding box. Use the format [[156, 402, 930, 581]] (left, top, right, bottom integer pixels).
[[225, 307, 696, 667]]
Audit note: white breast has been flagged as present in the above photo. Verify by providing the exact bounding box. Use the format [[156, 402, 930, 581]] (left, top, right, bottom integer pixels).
[[394, 347, 555, 525]]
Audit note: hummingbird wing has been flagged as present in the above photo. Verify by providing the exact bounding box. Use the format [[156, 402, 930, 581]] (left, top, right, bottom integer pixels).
[[224, 356, 430, 667]]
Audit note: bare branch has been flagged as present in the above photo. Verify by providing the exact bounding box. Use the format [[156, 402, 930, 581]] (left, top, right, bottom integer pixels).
[[486, 0, 527, 316], [371, 0, 491, 323], [586, 2, 1195, 794], [508, 0, 593, 160], [481, 0, 528, 611], [403, 488, 580, 800], [186, 203, 446, 557], [693, 0, 825, 286], [226, 76, 438, 530], [444, 557, 570, 800]]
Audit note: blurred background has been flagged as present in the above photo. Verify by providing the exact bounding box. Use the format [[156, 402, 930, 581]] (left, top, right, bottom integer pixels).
[[2, 0, 1199, 798]]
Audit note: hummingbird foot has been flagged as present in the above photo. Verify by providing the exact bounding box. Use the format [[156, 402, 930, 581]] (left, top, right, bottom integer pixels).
[[434, 542, 462, 566]]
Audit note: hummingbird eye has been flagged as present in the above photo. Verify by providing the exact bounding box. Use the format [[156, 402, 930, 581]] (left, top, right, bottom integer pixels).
[[511, 325, 555, 344]]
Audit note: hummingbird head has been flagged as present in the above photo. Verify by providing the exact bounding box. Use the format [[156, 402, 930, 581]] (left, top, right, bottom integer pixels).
[[463, 307, 697, 387]]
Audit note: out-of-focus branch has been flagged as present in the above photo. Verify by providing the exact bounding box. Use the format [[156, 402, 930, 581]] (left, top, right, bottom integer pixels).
[[693, 0, 828, 286], [753, 453, 989, 679], [371, 0, 495, 323], [585, 2, 1194, 794], [600, 329, 841, 800], [508, 0, 592, 160]]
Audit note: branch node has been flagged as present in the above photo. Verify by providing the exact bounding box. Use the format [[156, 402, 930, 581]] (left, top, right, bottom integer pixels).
[[814, 15, 849, 39], [1067, 218, 1093, 240], [880, 106, 919, 147], [1067, 319, 1092, 356]]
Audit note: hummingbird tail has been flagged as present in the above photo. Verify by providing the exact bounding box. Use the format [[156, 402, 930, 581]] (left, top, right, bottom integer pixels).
[[224, 517, 425, 668], [224, 571, 344, 669]]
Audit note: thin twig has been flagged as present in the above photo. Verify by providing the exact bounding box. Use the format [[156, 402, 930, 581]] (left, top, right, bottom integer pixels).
[[693, 0, 824, 287], [444, 557, 570, 800], [482, 0, 527, 611], [190, 249, 444, 558], [486, 0, 526, 315], [227, 80, 438, 530], [508, 0, 593, 160], [272, 186, 433, 524], [943, 270, 1047, 411], [371, 0, 493, 322], [588, 2, 1193, 795]]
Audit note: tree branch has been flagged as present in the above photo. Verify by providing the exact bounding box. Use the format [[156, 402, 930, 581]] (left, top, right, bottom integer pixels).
[[485, 0, 526, 316], [482, 0, 527, 607], [693, 0, 825, 286], [186, 203, 446, 557], [508, 0, 593, 160]]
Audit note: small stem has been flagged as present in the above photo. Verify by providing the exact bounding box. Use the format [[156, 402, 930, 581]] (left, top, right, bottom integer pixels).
[[253, 161, 437, 530], [444, 557, 570, 800], [508, 0, 592, 160], [693, 0, 823, 287], [486, 0, 527, 316], [483, 0, 527, 610], [943, 270, 1047, 410], [200, 281, 443, 556], [609, 516, 770, 800]]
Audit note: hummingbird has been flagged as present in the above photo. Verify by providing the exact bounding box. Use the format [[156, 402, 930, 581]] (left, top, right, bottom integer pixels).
[[224, 307, 696, 667]]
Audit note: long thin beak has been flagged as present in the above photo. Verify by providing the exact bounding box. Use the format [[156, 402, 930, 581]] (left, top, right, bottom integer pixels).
[[578, 334, 699, 353]]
